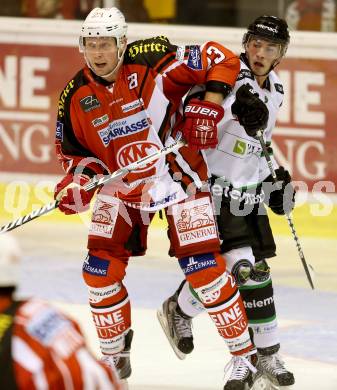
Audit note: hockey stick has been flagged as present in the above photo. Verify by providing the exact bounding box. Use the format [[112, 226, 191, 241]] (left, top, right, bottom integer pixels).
[[0, 139, 186, 234], [256, 130, 315, 290]]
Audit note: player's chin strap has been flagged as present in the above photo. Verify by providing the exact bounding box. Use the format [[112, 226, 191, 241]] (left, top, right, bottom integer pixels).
[[0, 138, 186, 234], [256, 129, 315, 290]]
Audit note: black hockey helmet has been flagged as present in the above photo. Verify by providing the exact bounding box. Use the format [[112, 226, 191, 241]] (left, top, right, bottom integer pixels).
[[243, 15, 290, 56]]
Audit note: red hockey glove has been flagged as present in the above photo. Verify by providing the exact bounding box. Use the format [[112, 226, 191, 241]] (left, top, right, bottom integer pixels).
[[182, 99, 224, 150], [54, 173, 94, 215]]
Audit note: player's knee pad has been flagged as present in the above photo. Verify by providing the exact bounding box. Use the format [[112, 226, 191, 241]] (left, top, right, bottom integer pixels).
[[223, 246, 255, 286], [82, 249, 129, 305], [82, 249, 131, 355], [239, 260, 279, 348], [239, 260, 274, 318], [179, 252, 225, 290], [179, 253, 253, 355], [178, 252, 237, 307]]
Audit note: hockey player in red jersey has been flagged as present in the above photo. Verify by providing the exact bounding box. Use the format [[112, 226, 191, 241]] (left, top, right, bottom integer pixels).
[[158, 16, 296, 390], [0, 234, 123, 390], [53, 6, 263, 386]]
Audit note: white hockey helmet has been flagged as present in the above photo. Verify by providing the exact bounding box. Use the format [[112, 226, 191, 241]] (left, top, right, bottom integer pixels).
[[79, 7, 128, 52], [0, 234, 21, 288]]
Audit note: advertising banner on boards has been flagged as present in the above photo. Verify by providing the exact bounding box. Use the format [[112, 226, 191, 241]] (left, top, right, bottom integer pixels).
[[0, 20, 336, 193]]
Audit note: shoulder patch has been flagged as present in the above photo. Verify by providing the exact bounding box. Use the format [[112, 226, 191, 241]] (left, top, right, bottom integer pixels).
[[56, 121, 64, 141], [175, 46, 185, 63], [237, 69, 254, 81], [274, 83, 284, 94], [187, 45, 202, 70]]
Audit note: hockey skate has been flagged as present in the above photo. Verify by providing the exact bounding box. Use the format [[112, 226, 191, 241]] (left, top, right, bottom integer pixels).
[[256, 349, 295, 389], [157, 293, 194, 360], [101, 329, 134, 383], [223, 351, 258, 390]]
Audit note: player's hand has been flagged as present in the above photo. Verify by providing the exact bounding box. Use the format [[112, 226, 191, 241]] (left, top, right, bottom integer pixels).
[[182, 99, 224, 150], [231, 84, 269, 137], [264, 166, 296, 215], [54, 173, 94, 215]]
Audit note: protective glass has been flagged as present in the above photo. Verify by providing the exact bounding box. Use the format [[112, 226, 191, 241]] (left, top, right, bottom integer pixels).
[[246, 37, 282, 59], [82, 37, 117, 53]]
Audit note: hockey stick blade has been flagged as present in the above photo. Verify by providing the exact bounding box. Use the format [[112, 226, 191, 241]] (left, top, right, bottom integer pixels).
[[256, 130, 315, 290], [0, 140, 186, 234], [0, 201, 59, 235]]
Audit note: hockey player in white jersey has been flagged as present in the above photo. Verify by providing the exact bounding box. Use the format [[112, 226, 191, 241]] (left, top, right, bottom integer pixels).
[[158, 16, 296, 390]]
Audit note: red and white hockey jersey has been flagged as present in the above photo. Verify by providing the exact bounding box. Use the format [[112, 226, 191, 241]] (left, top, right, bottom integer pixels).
[[0, 299, 121, 390], [55, 36, 239, 210]]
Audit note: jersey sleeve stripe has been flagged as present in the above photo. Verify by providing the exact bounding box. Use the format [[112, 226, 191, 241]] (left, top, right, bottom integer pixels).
[[50, 352, 75, 390], [158, 102, 173, 141], [154, 52, 177, 74], [138, 66, 150, 97], [77, 348, 119, 388], [174, 149, 204, 189]]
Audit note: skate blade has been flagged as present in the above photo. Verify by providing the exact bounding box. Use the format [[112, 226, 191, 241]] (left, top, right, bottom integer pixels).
[[251, 373, 270, 390], [265, 374, 295, 390], [156, 308, 187, 360], [253, 375, 294, 390]]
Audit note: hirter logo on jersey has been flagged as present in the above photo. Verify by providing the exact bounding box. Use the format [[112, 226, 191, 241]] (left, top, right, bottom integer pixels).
[[117, 141, 160, 172], [58, 79, 75, 118]]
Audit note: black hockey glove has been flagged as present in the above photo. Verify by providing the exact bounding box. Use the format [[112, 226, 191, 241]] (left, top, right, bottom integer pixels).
[[231, 84, 269, 137], [263, 166, 296, 215]]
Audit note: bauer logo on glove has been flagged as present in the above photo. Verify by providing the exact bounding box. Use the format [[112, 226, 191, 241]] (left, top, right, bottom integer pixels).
[[182, 99, 224, 150], [184, 104, 221, 119]]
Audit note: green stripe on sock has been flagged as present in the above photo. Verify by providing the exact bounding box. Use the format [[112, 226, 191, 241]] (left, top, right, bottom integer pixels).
[[248, 315, 276, 324], [239, 279, 271, 290], [189, 284, 201, 301]]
